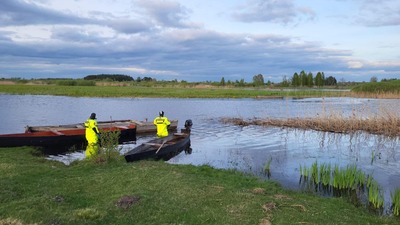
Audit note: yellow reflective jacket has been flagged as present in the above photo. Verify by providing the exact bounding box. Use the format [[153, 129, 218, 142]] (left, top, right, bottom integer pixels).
[[84, 118, 99, 144], [153, 116, 171, 137]]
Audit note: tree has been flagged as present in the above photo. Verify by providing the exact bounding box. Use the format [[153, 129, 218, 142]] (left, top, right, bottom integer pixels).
[[315, 72, 324, 87], [292, 72, 300, 87], [370, 76, 378, 82], [307, 72, 314, 87], [220, 77, 225, 86], [252, 74, 264, 86], [325, 76, 337, 86], [281, 75, 290, 87], [300, 70, 307, 86]]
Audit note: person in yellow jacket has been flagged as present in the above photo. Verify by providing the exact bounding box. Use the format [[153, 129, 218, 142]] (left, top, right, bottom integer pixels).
[[84, 113, 100, 158], [153, 111, 171, 137]]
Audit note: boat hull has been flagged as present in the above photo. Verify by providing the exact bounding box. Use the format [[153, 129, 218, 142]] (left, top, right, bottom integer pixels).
[[0, 123, 136, 153], [125, 132, 191, 162], [26, 119, 178, 135]]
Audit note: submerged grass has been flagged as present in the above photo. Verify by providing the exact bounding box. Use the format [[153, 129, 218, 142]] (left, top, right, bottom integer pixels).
[[1, 147, 399, 224]]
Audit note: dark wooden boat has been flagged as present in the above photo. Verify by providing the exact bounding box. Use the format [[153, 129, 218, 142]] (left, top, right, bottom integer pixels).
[[125, 120, 192, 162], [26, 119, 178, 135], [0, 121, 136, 151]]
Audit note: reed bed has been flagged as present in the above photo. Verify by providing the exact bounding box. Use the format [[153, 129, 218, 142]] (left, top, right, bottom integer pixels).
[[392, 189, 400, 216], [221, 111, 400, 137], [299, 162, 391, 213]]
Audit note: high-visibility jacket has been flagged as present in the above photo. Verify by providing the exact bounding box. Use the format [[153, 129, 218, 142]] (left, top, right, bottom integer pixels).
[[84, 118, 99, 144], [153, 116, 171, 137]]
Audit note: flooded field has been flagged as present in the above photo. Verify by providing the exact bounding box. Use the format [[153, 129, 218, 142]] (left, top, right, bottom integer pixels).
[[1, 94, 399, 213]]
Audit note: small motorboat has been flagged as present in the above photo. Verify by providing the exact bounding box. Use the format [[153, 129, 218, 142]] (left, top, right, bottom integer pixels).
[[125, 120, 192, 162]]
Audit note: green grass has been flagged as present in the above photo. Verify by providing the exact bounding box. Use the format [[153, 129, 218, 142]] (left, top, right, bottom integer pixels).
[[0, 84, 349, 98], [1, 147, 399, 225], [352, 80, 400, 93]]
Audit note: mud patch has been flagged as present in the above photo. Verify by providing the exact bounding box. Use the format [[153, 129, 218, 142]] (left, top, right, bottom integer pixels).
[[116, 195, 140, 209]]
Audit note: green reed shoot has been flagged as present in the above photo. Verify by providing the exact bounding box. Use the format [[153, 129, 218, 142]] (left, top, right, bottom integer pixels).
[[300, 161, 386, 211], [311, 161, 319, 184], [263, 157, 272, 178], [391, 188, 400, 216], [319, 163, 331, 186], [300, 164, 309, 177], [368, 179, 384, 209]]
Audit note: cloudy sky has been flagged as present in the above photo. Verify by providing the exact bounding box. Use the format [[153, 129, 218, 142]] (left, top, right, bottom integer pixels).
[[0, 0, 399, 82]]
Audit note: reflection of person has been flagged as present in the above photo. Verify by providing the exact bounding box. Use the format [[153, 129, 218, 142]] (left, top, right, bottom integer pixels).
[[153, 111, 171, 137], [84, 113, 100, 158]]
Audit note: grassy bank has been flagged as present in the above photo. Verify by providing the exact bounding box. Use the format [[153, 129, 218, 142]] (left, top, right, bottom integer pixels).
[[2, 79, 400, 99], [1, 147, 399, 225], [0, 84, 350, 98], [350, 80, 400, 98]]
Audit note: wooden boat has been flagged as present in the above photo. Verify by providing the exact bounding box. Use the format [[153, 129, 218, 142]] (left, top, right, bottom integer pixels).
[[26, 119, 178, 135], [0, 121, 136, 151], [125, 119, 192, 162]]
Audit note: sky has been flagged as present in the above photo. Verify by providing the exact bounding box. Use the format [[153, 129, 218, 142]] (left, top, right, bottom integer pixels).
[[0, 0, 399, 83]]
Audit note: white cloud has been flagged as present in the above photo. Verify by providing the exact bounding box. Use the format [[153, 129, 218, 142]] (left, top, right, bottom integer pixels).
[[0, 0, 399, 82], [232, 0, 315, 24]]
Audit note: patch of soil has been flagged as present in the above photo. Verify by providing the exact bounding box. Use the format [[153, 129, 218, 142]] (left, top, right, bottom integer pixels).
[[116, 195, 140, 209]]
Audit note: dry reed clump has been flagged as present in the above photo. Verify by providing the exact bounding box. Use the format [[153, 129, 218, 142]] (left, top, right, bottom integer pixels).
[[221, 113, 400, 137]]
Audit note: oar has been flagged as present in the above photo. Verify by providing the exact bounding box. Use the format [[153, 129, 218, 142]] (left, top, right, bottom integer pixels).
[[155, 140, 167, 154]]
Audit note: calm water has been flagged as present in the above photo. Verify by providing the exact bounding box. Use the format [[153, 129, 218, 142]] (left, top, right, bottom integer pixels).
[[1, 94, 399, 210]]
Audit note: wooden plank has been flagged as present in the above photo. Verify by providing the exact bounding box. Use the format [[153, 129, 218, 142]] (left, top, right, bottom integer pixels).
[[142, 143, 163, 147], [50, 129, 64, 136]]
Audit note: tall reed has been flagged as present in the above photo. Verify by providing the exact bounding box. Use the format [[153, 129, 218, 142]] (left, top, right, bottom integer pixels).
[[368, 179, 384, 209], [221, 104, 400, 137], [391, 189, 400, 216], [263, 157, 272, 178], [299, 161, 386, 212]]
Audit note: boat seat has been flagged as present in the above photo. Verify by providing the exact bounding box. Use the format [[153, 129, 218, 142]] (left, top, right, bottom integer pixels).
[[116, 126, 129, 129], [143, 142, 163, 147]]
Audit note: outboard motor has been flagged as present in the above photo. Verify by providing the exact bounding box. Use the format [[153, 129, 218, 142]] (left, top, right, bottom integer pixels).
[[183, 119, 193, 133]]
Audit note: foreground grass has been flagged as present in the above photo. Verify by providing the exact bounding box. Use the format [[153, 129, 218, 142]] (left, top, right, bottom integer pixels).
[[1, 147, 399, 225]]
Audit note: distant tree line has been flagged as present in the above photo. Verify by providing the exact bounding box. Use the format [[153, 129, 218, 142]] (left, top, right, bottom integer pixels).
[[288, 70, 337, 87], [83, 74, 161, 82], [84, 74, 134, 81], [135, 76, 155, 82], [239, 71, 339, 88]]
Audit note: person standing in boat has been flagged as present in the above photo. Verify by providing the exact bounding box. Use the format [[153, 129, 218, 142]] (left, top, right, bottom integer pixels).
[[85, 113, 100, 158], [153, 111, 171, 137]]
